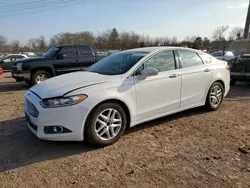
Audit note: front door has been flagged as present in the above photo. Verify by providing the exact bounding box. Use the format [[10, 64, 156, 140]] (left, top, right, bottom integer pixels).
[[53, 46, 80, 75], [176, 50, 212, 107], [134, 50, 181, 121]]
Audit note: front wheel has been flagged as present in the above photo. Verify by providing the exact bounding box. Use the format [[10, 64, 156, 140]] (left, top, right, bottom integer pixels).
[[86, 103, 127, 146], [31, 70, 51, 86], [205, 82, 224, 111]]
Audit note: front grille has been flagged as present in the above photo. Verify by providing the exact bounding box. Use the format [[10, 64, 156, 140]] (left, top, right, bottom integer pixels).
[[25, 99, 39, 118], [29, 121, 38, 131]]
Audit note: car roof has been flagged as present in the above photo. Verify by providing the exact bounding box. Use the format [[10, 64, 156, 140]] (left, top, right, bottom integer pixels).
[[124, 46, 203, 54], [6, 54, 28, 57]]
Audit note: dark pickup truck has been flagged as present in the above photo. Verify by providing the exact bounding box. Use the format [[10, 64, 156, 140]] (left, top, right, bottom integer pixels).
[[12, 44, 104, 85], [230, 53, 250, 85]]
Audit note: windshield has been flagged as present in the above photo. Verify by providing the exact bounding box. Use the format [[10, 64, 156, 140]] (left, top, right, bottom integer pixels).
[[88, 51, 149, 75], [44, 46, 60, 57]]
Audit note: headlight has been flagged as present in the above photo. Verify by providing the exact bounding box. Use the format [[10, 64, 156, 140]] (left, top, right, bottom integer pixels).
[[40, 94, 88, 108], [16, 63, 23, 71]]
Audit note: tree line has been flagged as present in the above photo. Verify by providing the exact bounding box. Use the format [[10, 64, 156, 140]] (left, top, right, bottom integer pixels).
[[0, 25, 245, 54]]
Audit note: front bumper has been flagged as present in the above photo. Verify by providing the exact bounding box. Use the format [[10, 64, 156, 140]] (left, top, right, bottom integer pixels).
[[12, 71, 30, 81], [24, 91, 90, 141]]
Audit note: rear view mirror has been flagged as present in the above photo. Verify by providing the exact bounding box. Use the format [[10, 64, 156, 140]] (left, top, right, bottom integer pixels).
[[139, 67, 158, 79]]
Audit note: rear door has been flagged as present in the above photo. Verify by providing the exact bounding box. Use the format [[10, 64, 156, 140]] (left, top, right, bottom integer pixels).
[[53, 46, 80, 75], [177, 50, 212, 107], [76, 45, 95, 70]]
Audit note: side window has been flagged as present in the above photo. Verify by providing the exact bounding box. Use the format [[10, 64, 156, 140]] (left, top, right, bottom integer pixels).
[[77, 46, 92, 56], [59, 46, 77, 58], [177, 50, 203, 68], [199, 53, 212, 64], [3, 58, 11, 63], [143, 51, 176, 72]]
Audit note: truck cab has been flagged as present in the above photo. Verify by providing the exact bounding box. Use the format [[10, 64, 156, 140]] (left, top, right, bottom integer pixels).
[[12, 45, 99, 85]]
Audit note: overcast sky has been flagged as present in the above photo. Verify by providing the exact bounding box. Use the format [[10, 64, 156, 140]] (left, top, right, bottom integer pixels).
[[0, 0, 249, 43]]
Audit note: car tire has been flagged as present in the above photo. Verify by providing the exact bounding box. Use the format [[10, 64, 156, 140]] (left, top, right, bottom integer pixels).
[[31, 70, 51, 86], [86, 102, 127, 147], [230, 79, 236, 86], [205, 82, 224, 111]]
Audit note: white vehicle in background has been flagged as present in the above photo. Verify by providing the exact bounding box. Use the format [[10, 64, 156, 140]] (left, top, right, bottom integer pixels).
[[0, 54, 28, 71], [210, 50, 235, 61], [23, 52, 36, 57], [24, 47, 230, 146]]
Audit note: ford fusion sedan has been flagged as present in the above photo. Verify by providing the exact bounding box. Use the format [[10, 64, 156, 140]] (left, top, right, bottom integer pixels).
[[24, 47, 230, 146]]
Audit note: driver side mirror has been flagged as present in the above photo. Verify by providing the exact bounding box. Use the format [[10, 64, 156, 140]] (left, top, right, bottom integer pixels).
[[138, 67, 159, 79], [57, 54, 65, 59]]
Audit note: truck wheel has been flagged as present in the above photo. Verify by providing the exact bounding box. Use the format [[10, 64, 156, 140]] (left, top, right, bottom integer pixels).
[[31, 70, 51, 85]]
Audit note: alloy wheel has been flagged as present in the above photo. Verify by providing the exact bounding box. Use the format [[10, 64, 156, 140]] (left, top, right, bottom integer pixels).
[[95, 108, 122, 141], [36, 74, 48, 84], [209, 85, 223, 108]]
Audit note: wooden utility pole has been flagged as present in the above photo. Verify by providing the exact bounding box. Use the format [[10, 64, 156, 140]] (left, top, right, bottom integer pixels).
[[243, 1, 250, 38]]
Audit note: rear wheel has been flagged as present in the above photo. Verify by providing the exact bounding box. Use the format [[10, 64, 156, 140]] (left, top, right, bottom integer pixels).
[[86, 103, 127, 146], [205, 82, 224, 111], [31, 70, 51, 86]]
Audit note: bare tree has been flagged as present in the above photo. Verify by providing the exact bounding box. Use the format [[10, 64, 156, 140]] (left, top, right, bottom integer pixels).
[[184, 36, 197, 43], [10, 40, 20, 53], [170, 36, 178, 45], [37, 36, 46, 52], [229, 27, 244, 40], [0, 35, 8, 53], [212, 25, 229, 41]]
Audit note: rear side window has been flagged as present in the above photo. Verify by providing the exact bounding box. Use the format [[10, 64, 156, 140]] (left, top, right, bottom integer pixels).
[[77, 46, 92, 56], [177, 50, 203, 68], [199, 53, 212, 64], [59, 46, 77, 58]]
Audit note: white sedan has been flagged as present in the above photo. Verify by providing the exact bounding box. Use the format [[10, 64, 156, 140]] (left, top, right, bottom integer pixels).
[[24, 47, 230, 146]]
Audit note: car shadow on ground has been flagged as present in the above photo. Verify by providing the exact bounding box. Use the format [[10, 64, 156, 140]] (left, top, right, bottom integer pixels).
[[225, 82, 250, 101], [0, 117, 96, 173], [0, 82, 29, 93], [0, 106, 209, 173], [126, 106, 209, 134]]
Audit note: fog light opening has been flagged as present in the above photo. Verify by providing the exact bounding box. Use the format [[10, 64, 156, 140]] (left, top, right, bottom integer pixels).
[[53, 126, 64, 133]]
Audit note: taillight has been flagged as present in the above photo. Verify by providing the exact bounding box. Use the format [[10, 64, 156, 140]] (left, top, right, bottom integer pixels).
[[226, 65, 230, 70]]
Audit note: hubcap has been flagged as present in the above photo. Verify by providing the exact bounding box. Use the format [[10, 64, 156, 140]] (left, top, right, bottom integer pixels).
[[36, 74, 48, 84], [95, 108, 122, 141], [210, 85, 223, 107]]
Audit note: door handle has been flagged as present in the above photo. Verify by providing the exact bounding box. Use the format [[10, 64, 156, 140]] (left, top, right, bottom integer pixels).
[[204, 68, 211, 72], [169, 73, 179, 78]]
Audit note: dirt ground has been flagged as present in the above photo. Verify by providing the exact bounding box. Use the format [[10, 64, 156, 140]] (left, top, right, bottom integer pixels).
[[0, 72, 250, 188]]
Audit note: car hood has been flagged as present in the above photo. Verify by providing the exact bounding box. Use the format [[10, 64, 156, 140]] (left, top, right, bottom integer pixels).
[[13, 56, 50, 65], [29, 71, 121, 99]]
